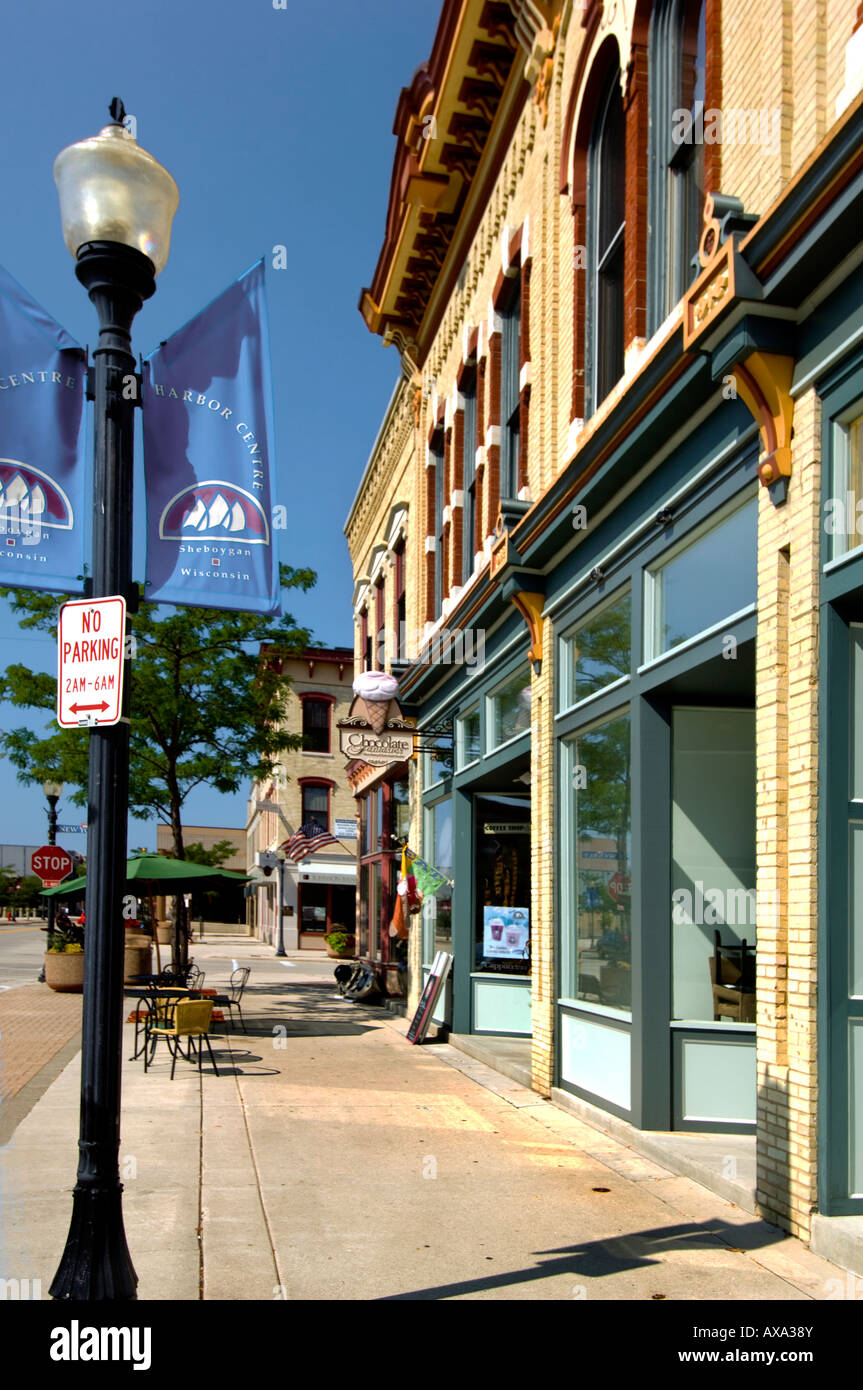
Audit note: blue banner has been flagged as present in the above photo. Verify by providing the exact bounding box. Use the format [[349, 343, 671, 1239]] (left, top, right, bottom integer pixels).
[[0, 265, 86, 593], [142, 260, 279, 614]]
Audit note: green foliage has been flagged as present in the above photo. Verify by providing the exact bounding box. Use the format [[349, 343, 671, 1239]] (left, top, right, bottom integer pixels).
[[0, 565, 316, 858], [183, 839, 237, 868], [324, 930, 355, 953], [0, 868, 43, 907]]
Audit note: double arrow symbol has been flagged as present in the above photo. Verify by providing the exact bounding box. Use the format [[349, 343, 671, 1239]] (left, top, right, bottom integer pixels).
[[68, 700, 110, 714]]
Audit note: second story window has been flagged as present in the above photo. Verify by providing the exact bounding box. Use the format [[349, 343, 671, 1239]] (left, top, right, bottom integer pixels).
[[647, 0, 707, 334], [500, 280, 521, 498], [301, 781, 331, 831], [360, 607, 372, 672], [587, 67, 625, 413], [302, 697, 331, 753], [432, 429, 445, 617], [462, 373, 477, 584], [393, 539, 406, 657], [375, 575, 386, 667]]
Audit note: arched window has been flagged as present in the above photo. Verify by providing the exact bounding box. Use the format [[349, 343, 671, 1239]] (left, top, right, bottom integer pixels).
[[587, 67, 626, 413], [647, 0, 707, 334]]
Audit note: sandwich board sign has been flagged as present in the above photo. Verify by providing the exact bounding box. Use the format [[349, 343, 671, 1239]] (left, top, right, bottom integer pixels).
[[407, 949, 453, 1044], [57, 596, 126, 728]]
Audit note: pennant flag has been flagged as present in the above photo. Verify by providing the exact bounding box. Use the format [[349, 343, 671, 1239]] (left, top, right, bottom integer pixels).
[[406, 848, 450, 897], [142, 259, 279, 613], [282, 821, 339, 863], [0, 265, 86, 594]]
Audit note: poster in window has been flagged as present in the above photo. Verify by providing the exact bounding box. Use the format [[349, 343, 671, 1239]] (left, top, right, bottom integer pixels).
[[483, 906, 530, 961]]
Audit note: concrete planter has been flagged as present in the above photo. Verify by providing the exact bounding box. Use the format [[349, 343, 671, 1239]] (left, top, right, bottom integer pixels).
[[155, 921, 173, 945], [385, 964, 406, 997], [44, 950, 84, 994], [123, 935, 153, 983]]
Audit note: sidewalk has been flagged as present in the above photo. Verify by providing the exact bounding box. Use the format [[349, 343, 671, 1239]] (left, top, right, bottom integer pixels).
[[0, 951, 852, 1301]]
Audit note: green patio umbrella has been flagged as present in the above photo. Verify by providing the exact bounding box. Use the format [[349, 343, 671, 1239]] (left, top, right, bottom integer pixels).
[[40, 852, 249, 896], [40, 852, 249, 972]]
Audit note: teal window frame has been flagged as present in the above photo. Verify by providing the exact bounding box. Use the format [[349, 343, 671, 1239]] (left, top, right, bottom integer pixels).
[[642, 491, 757, 664]]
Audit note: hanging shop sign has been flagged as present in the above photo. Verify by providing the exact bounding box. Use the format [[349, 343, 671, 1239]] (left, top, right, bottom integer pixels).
[[483, 822, 531, 835], [339, 669, 415, 769]]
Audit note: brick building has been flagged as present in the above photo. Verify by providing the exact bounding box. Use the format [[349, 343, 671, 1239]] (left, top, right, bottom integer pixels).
[[246, 647, 356, 950], [345, 0, 863, 1266]]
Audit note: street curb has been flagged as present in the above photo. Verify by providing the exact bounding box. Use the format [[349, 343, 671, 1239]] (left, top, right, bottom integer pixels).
[[0, 1031, 82, 1146]]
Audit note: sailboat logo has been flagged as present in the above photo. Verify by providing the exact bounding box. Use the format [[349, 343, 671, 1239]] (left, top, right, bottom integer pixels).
[[0, 459, 73, 532], [159, 481, 270, 545]]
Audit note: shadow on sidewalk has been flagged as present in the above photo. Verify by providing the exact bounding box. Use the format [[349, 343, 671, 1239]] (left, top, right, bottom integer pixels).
[[377, 1218, 789, 1300]]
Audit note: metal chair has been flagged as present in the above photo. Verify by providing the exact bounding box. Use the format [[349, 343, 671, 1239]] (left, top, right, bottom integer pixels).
[[146, 997, 219, 1078], [186, 964, 205, 990], [212, 967, 249, 1033]]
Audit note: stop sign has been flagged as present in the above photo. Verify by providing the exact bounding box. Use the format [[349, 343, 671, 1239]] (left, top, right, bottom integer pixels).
[[31, 845, 74, 887], [608, 871, 631, 904]]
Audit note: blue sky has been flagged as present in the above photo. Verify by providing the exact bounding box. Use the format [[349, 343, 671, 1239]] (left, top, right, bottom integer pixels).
[[0, 0, 440, 849]]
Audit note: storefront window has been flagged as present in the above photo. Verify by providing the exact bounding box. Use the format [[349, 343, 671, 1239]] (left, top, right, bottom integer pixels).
[[565, 712, 632, 1011], [645, 495, 757, 660], [475, 794, 531, 974], [392, 777, 410, 842], [370, 859, 383, 958], [561, 590, 631, 710], [422, 798, 452, 966], [456, 706, 481, 767], [358, 864, 368, 956], [829, 407, 863, 561], [423, 735, 454, 785], [300, 884, 328, 932], [671, 707, 756, 1021], [488, 666, 532, 749], [359, 796, 371, 855]]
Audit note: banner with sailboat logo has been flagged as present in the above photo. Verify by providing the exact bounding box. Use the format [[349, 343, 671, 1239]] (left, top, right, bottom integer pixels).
[[0, 264, 87, 594], [141, 259, 279, 614]]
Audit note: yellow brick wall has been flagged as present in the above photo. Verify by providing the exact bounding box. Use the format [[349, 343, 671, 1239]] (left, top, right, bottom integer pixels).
[[755, 387, 821, 1240]]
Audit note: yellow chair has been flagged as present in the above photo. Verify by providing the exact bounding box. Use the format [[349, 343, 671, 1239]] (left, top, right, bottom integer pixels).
[[145, 998, 219, 1078]]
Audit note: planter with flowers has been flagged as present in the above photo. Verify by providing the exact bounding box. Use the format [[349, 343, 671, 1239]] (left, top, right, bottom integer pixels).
[[324, 929, 356, 960], [44, 936, 85, 993]]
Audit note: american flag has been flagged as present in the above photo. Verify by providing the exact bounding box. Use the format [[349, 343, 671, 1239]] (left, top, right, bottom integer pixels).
[[283, 821, 339, 863]]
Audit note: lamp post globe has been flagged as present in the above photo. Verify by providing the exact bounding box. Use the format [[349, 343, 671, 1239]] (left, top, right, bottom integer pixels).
[[49, 100, 177, 1303]]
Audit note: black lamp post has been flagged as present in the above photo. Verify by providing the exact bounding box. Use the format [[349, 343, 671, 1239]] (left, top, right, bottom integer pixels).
[[49, 99, 178, 1301], [43, 777, 63, 938]]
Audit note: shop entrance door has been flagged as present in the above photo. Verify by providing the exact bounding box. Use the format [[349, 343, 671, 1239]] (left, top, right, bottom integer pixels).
[[670, 706, 757, 1130], [472, 794, 532, 1035]]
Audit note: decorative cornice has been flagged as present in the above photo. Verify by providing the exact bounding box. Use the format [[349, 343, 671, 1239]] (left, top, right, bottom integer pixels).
[[359, 1, 532, 358]]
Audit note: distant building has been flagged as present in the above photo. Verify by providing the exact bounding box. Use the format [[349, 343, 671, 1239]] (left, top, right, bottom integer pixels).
[[246, 647, 357, 950], [155, 824, 245, 867], [0, 845, 47, 876]]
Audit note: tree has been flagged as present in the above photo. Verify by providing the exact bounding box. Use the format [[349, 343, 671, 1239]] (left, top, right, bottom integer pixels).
[[183, 839, 237, 869], [0, 565, 315, 961]]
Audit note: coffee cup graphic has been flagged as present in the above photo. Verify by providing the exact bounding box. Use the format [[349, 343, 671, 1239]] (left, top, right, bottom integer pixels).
[[489, 917, 504, 942]]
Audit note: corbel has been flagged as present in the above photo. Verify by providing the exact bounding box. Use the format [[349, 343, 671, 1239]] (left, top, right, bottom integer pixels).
[[731, 352, 795, 504]]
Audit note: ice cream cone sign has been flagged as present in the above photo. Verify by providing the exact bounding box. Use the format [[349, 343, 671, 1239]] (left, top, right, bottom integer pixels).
[[351, 670, 400, 733]]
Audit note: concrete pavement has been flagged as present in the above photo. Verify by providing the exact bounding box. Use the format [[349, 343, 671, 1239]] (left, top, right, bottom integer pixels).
[[0, 940, 852, 1300]]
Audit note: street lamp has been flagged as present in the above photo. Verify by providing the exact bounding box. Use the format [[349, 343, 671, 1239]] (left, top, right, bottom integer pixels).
[[43, 777, 63, 941], [49, 99, 178, 1302], [275, 848, 287, 957]]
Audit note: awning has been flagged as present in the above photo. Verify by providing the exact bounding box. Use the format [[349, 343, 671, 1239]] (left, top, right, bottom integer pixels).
[[292, 860, 357, 885]]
